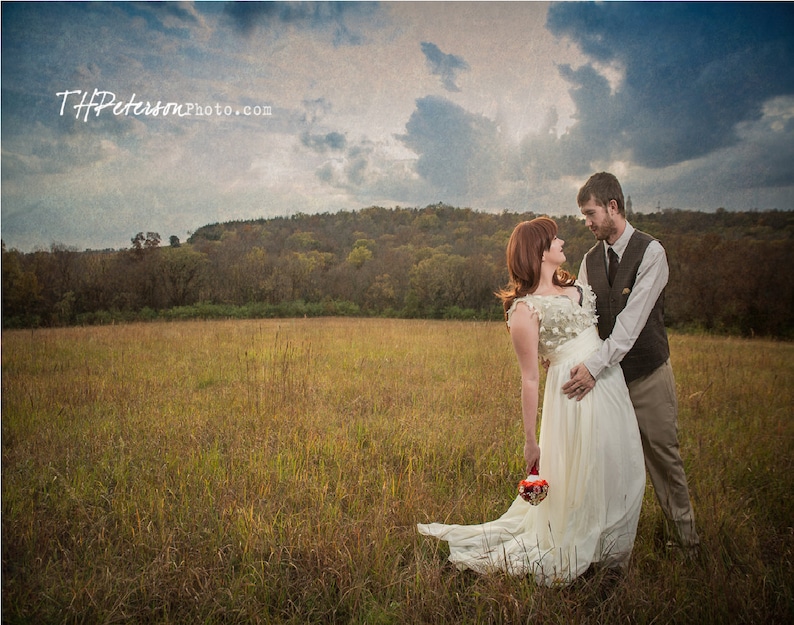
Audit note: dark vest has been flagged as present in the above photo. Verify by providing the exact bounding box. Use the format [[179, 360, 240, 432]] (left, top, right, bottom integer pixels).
[[585, 230, 669, 383]]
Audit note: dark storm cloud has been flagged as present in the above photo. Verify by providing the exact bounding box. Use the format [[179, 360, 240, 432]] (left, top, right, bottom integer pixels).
[[223, 1, 377, 43], [546, 2, 794, 168], [398, 95, 501, 199], [420, 42, 470, 92]]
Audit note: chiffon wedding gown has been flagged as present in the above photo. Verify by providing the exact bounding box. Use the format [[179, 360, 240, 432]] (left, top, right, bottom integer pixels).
[[418, 283, 645, 585]]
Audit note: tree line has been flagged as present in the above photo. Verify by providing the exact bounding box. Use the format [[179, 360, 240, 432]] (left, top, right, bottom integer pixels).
[[3, 204, 793, 337]]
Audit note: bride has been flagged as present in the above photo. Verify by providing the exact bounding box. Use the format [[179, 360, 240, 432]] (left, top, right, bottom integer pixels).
[[418, 217, 645, 585]]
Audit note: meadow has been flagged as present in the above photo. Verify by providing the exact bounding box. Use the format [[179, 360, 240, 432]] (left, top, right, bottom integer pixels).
[[2, 318, 792, 624]]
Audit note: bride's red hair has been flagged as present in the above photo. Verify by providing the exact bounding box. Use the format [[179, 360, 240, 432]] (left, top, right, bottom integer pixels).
[[496, 217, 575, 319]]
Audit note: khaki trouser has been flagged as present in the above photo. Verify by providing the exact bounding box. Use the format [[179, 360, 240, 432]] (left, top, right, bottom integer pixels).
[[627, 359, 700, 547]]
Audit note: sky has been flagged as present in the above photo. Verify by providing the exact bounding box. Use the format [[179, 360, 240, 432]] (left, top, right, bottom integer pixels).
[[2, 1, 793, 252]]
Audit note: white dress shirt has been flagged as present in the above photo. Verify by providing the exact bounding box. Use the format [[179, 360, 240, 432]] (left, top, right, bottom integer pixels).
[[578, 222, 670, 379]]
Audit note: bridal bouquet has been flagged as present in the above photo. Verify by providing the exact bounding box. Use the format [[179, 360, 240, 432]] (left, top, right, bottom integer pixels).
[[518, 466, 549, 505]]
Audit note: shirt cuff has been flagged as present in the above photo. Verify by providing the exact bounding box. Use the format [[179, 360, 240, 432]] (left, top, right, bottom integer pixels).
[[583, 353, 606, 380]]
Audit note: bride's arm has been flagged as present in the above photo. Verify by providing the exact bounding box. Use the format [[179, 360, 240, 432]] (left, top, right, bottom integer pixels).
[[508, 302, 542, 476]]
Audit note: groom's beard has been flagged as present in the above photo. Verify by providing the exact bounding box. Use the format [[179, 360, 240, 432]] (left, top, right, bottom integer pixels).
[[591, 214, 618, 242]]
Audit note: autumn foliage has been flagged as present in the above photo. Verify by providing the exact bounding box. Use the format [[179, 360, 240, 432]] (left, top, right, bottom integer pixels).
[[3, 205, 792, 337]]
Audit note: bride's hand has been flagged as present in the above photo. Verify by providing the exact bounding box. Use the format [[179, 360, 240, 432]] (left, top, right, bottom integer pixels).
[[523, 440, 540, 476]]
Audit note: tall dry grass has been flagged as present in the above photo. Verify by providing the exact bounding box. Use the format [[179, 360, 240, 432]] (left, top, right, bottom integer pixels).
[[2, 319, 792, 623]]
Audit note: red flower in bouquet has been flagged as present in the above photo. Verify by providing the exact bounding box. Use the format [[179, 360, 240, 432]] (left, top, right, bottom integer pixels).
[[518, 465, 549, 505]]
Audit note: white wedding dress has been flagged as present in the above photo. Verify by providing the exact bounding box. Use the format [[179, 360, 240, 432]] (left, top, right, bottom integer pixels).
[[418, 283, 645, 585]]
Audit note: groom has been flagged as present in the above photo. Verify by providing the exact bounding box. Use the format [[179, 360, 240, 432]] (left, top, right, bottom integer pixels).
[[562, 172, 700, 549]]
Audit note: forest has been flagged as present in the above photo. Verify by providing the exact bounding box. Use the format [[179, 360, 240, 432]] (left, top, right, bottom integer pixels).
[[3, 204, 793, 337]]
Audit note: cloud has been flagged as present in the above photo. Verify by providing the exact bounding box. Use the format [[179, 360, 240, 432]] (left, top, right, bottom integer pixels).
[[420, 42, 470, 92], [673, 95, 794, 197], [301, 97, 333, 124], [113, 1, 211, 36], [398, 95, 502, 200], [514, 63, 623, 184], [223, 1, 377, 44], [546, 2, 794, 169], [2, 2, 792, 252], [309, 129, 437, 206], [301, 130, 347, 152]]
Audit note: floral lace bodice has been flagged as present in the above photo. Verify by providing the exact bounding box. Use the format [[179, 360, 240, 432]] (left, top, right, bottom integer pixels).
[[506, 282, 598, 358]]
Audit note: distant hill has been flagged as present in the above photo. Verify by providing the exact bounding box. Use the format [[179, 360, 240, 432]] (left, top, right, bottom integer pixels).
[[3, 205, 793, 336]]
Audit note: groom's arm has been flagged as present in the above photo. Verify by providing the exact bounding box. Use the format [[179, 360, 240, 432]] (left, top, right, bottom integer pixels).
[[564, 243, 668, 401], [583, 241, 669, 379]]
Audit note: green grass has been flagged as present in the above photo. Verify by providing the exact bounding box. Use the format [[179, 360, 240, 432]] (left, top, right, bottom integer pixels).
[[2, 319, 792, 623]]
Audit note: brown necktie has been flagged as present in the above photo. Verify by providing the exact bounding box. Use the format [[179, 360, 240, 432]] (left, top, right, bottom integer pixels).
[[608, 247, 619, 286]]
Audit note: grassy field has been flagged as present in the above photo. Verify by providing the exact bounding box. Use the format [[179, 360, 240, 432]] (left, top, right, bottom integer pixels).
[[2, 318, 792, 624]]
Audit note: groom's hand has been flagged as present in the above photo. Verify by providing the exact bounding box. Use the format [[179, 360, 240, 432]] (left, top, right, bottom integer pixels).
[[563, 364, 595, 401]]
